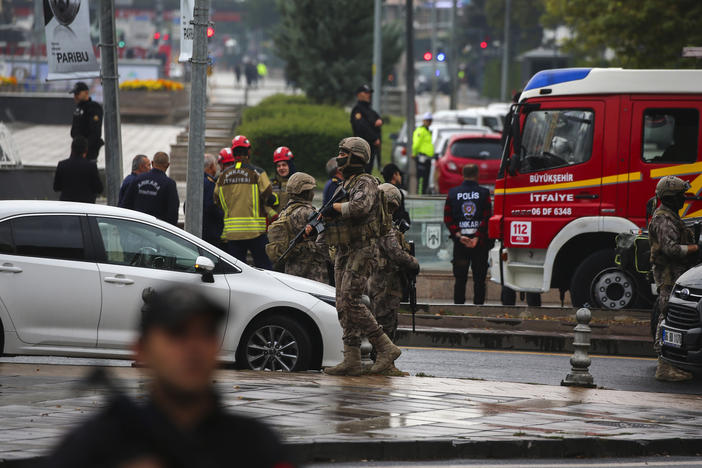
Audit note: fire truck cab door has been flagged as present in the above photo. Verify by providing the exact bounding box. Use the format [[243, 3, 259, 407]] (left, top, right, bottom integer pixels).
[[504, 100, 605, 250]]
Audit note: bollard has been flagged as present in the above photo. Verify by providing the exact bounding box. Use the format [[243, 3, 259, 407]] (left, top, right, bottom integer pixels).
[[561, 307, 596, 388]]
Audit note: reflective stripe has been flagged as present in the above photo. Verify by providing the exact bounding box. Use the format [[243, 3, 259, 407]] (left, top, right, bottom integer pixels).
[[252, 184, 259, 217], [272, 192, 280, 206], [218, 187, 228, 212], [235, 162, 242, 169]]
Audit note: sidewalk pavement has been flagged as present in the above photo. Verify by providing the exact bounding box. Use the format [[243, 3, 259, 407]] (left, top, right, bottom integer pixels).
[[1, 363, 701, 463]]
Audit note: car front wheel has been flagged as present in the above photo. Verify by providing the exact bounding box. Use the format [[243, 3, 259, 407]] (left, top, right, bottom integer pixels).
[[238, 314, 312, 372]]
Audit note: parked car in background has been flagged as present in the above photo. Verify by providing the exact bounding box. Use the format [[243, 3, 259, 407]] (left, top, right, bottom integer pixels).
[[660, 265, 702, 370], [0, 201, 343, 371], [435, 133, 503, 194]]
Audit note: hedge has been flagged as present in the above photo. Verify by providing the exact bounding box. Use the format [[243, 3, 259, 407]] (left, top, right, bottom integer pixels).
[[237, 94, 351, 181]]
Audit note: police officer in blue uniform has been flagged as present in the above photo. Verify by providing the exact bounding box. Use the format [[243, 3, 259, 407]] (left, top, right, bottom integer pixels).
[[70, 82, 104, 161], [443, 164, 492, 304], [350, 84, 382, 173], [122, 152, 180, 226]]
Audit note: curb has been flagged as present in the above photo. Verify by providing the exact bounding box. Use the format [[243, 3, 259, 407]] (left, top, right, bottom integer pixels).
[[288, 437, 702, 463], [395, 327, 655, 357]]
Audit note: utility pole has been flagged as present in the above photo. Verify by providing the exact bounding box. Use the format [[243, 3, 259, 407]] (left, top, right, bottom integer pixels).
[[429, 0, 438, 113], [371, 0, 382, 113], [99, 0, 123, 206], [449, 0, 458, 109], [500, 0, 511, 102], [405, 0, 417, 195], [184, 0, 210, 236]]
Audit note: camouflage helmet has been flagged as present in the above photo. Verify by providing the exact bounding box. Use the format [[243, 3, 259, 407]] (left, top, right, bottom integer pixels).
[[339, 137, 371, 164], [656, 176, 690, 198], [286, 172, 316, 194], [379, 183, 401, 209]]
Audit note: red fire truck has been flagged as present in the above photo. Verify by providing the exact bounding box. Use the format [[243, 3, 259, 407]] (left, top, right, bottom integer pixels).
[[489, 68, 702, 310]]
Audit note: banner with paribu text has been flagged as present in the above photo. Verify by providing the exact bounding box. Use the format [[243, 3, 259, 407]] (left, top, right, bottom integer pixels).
[[43, 0, 100, 81], [179, 0, 195, 62]]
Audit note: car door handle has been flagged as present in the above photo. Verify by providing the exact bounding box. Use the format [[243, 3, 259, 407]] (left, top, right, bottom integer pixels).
[[104, 276, 134, 285], [575, 192, 599, 199], [0, 263, 22, 273]]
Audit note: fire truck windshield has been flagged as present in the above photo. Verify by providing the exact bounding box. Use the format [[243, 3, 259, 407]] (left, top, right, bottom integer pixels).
[[519, 109, 594, 173]]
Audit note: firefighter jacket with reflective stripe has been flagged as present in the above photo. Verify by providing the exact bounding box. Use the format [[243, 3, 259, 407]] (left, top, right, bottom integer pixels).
[[214, 161, 273, 241]]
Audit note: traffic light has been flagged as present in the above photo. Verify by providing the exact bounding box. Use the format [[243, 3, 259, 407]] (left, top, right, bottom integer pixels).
[[153, 32, 161, 40], [118, 40, 126, 48], [436, 52, 446, 62], [423, 51, 433, 61], [207, 26, 215, 38], [480, 41, 488, 49]]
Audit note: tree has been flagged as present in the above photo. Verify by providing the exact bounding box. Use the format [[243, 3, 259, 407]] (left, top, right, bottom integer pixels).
[[543, 0, 702, 68], [485, 0, 545, 54], [275, 0, 402, 105]]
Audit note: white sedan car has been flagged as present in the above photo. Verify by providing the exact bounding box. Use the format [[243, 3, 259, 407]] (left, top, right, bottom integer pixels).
[[0, 201, 343, 371]]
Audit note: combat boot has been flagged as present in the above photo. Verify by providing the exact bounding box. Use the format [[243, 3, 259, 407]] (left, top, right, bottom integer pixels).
[[381, 364, 409, 377], [368, 334, 402, 374], [324, 345, 362, 376], [655, 357, 693, 382]]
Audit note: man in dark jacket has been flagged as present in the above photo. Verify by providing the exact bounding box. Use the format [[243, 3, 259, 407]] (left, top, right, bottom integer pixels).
[[444, 164, 492, 305], [382, 163, 410, 227], [70, 82, 104, 160], [118, 154, 150, 207], [53, 136, 103, 203], [47, 287, 296, 468], [350, 84, 382, 173], [122, 152, 180, 225], [203, 153, 223, 246]]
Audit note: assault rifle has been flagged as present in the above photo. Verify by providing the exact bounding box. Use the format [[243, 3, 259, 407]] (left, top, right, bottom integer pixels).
[[276, 187, 348, 267], [408, 240, 418, 332]]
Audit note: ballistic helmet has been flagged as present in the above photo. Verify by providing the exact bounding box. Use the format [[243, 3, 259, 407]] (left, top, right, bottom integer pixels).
[[286, 172, 316, 194], [338, 137, 371, 164], [379, 183, 401, 210], [656, 176, 690, 198]]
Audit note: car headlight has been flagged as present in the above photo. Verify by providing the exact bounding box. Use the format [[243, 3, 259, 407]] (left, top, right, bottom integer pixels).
[[447, 161, 458, 172], [311, 293, 336, 307]]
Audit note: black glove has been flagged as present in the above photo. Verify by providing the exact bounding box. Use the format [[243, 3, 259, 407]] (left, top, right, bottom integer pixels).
[[408, 263, 420, 276]]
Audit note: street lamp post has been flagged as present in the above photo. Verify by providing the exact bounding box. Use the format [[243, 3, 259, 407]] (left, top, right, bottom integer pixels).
[[406, 0, 417, 195], [500, 0, 511, 102], [184, 0, 211, 237], [372, 0, 382, 114], [99, 0, 124, 206]]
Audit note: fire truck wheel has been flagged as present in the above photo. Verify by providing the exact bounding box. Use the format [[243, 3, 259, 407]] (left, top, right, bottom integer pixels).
[[570, 249, 639, 310]]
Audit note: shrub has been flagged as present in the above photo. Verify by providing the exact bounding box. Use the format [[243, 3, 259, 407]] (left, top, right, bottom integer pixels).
[[237, 95, 351, 181]]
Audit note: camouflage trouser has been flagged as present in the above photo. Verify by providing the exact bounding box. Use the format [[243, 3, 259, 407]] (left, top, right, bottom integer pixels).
[[653, 283, 673, 354], [335, 244, 383, 347], [368, 270, 403, 341]]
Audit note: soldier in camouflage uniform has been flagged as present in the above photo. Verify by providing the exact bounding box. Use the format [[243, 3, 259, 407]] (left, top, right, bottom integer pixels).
[[321, 137, 401, 376], [368, 183, 419, 376], [369, 184, 419, 340], [265, 172, 329, 284], [649, 175, 699, 382]]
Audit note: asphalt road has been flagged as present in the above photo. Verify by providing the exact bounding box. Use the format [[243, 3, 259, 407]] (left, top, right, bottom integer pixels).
[[312, 458, 702, 467], [1, 347, 700, 395], [394, 347, 702, 395]]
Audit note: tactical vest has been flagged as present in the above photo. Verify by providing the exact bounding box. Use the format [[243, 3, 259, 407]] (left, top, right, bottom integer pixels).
[[649, 205, 694, 267], [325, 174, 392, 247], [265, 200, 308, 263]]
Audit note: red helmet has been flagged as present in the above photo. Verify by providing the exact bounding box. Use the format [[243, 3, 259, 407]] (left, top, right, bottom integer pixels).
[[231, 135, 251, 150], [273, 146, 294, 163], [219, 147, 234, 164]]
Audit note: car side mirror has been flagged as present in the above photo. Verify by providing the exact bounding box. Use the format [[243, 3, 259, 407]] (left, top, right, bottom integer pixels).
[[195, 256, 215, 283]]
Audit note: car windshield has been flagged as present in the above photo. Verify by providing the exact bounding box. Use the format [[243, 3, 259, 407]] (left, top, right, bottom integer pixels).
[[520, 109, 594, 172], [451, 139, 502, 159]]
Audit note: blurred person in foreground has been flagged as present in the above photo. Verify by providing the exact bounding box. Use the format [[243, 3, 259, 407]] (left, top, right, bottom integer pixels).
[[53, 136, 103, 203], [119, 154, 151, 207], [381, 163, 410, 226], [47, 287, 296, 468]]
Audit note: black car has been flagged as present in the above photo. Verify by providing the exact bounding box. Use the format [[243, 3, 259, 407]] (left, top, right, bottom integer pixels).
[[661, 267, 702, 369]]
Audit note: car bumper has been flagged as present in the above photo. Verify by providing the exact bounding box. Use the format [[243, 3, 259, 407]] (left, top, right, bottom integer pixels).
[[660, 321, 702, 369]]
